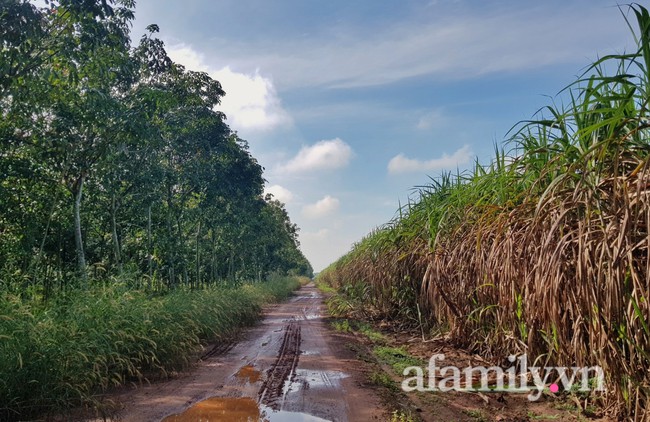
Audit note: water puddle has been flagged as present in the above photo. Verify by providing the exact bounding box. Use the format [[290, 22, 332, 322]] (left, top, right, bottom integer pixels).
[[263, 318, 287, 325], [263, 408, 331, 421], [235, 365, 261, 384], [283, 369, 348, 395], [300, 309, 321, 320], [161, 397, 331, 421]]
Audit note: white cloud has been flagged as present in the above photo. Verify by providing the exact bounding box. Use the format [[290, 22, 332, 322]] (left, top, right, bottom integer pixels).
[[167, 44, 291, 133], [213, 67, 291, 132], [264, 184, 293, 203], [388, 145, 473, 174], [166, 44, 208, 72], [417, 108, 445, 130], [280, 138, 353, 174], [302, 196, 340, 219]]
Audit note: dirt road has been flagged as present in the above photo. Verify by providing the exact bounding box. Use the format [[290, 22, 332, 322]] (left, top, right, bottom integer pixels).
[[109, 284, 384, 421]]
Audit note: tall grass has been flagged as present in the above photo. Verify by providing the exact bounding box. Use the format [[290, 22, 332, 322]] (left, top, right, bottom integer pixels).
[[0, 276, 300, 420], [319, 5, 650, 420]]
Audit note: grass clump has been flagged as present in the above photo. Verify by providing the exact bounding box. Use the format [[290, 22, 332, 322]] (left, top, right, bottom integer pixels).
[[373, 346, 424, 375], [369, 370, 398, 392], [464, 409, 488, 422], [0, 276, 300, 420], [357, 322, 388, 344], [526, 412, 561, 421], [390, 409, 417, 422], [315, 279, 336, 294], [332, 319, 352, 333], [330, 318, 387, 343]]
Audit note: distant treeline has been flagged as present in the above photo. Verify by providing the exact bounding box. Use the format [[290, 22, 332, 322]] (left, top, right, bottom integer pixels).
[[0, 0, 312, 294]]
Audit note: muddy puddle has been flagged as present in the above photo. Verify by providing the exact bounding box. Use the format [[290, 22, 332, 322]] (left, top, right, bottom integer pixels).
[[285, 369, 348, 392], [161, 364, 346, 421], [161, 396, 331, 422], [300, 311, 321, 320], [235, 365, 261, 384], [162, 397, 259, 421]]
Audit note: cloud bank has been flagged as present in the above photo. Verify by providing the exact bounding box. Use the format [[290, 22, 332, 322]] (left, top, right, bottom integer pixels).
[[302, 196, 340, 219], [213, 67, 291, 132], [416, 108, 446, 130], [388, 145, 473, 174], [167, 44, 290, 133], [264, 184, 293, 204], [280, 138, 353, 174]]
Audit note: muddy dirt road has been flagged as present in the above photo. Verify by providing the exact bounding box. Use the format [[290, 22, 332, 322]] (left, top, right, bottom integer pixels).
[[108, 284, 384, 421]]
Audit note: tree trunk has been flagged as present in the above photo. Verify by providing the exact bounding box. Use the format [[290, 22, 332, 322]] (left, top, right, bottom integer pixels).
[[73, 174, 87, 280], [211, 230, 217, 284], [228, 248, 234, 283], [166, 182, 175, 288], [195, 220, 201, 289], [111, 193, 122, 275], [32, 192, 59, 292], [57, 226, 64, 290], [147, 203, 152, 282]]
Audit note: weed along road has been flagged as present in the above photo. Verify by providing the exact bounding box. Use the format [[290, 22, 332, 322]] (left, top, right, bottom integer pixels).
[[110, 283, 383, 421]]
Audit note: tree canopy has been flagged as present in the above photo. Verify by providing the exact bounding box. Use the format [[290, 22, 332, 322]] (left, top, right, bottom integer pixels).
[[0, 0, 312, 295]]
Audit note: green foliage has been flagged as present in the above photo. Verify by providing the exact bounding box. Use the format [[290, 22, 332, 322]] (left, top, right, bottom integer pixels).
[[315, 280, 336, 294], [330, 317, 388, 344], [0, 0, 312, 295], [369, 370, 398, 392], [373, 346, 423, 375], [356, 322, 388, 344], [390, 410, 416, 422], [0, 276, 300, 420], [332, 319, 352, 333], [464, 409, 488, 422]]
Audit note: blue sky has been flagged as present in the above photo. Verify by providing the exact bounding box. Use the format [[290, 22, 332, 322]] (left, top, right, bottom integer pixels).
[[130, 0, 633, 271]]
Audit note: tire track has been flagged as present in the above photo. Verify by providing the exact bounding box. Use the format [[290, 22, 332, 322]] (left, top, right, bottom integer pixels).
[[258, 321, 301, 410], [199, 341, 234, 360]]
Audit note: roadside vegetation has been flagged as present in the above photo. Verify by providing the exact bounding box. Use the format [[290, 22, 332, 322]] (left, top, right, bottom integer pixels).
[[318, 5, 650, 420], [0, 276, 301, 420], [0, 1, 311, 420]]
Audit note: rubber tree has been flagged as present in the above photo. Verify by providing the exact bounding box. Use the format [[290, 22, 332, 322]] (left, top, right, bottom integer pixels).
[[40, 1, 135, 278]]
